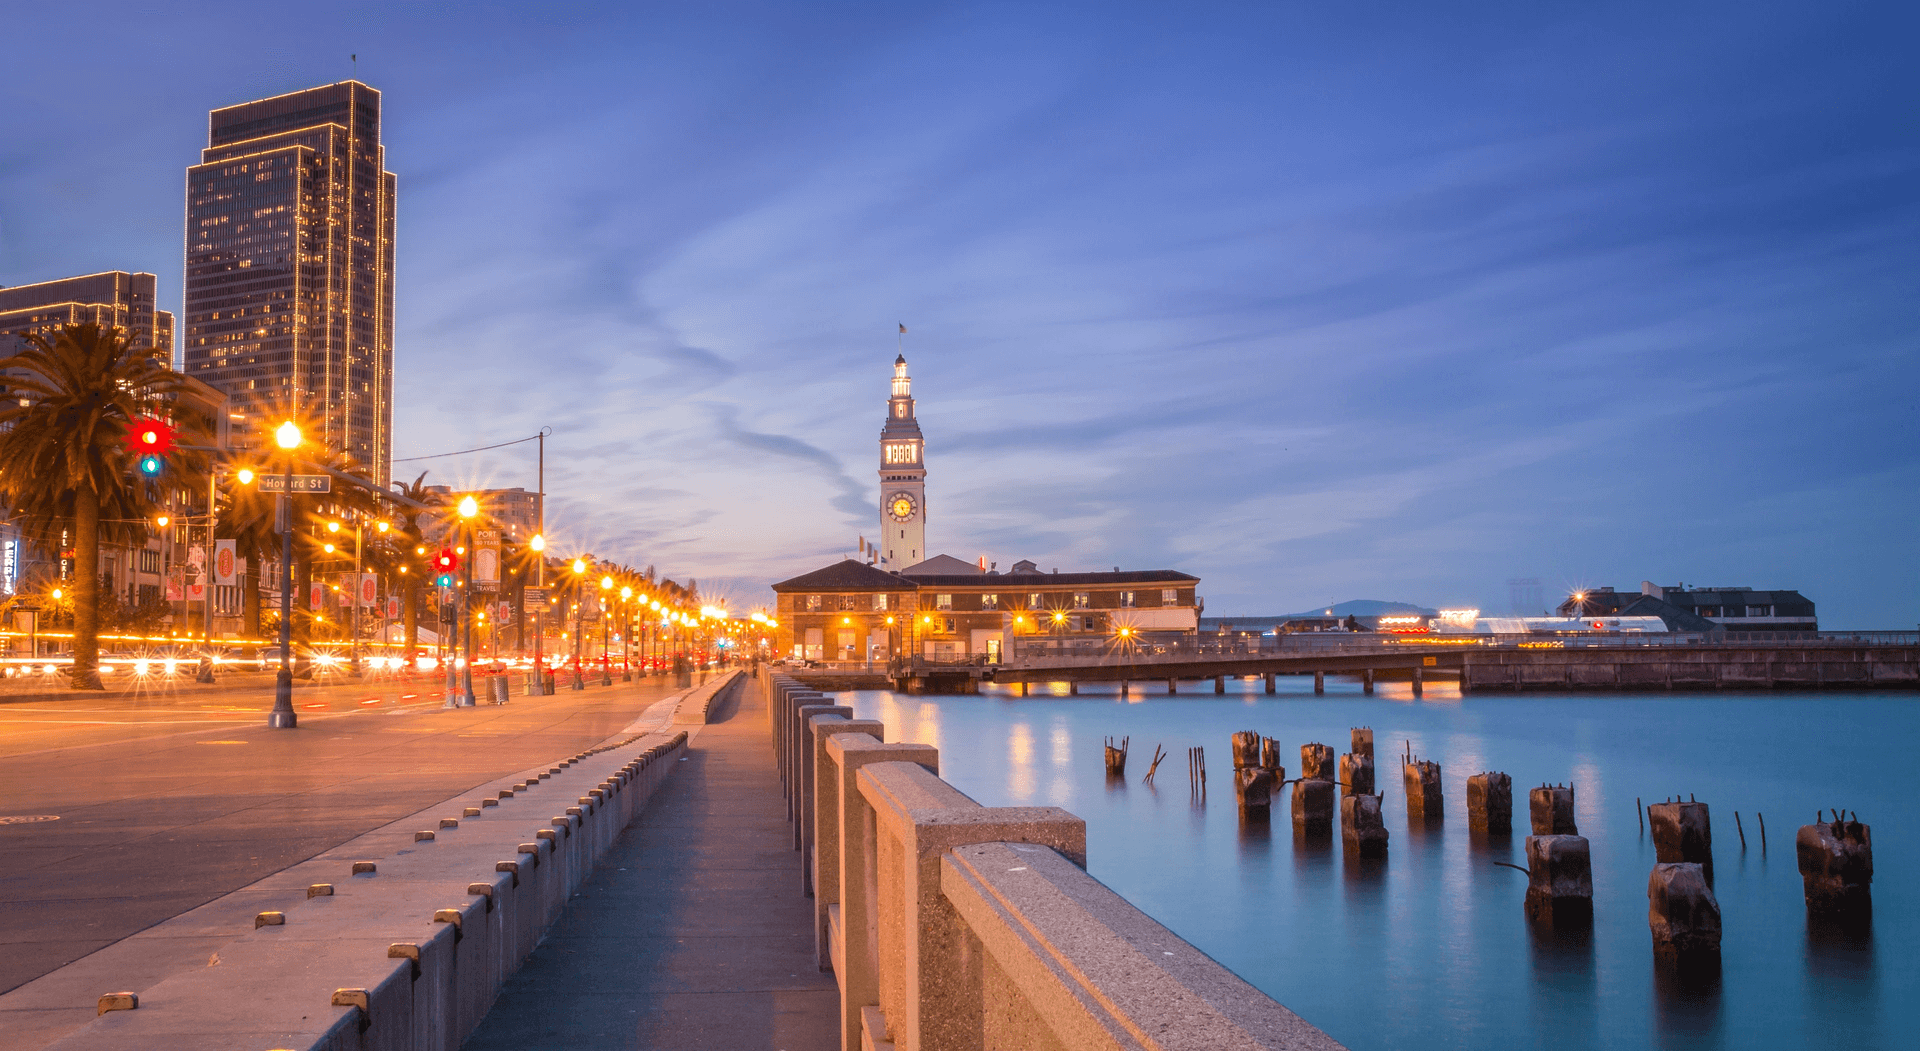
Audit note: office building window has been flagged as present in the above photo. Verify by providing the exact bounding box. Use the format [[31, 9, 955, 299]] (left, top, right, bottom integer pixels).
[[1747, 605, 1773, 618]]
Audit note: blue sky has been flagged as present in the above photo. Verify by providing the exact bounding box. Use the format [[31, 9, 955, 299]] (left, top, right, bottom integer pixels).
[[3, 2, 1916, 623]]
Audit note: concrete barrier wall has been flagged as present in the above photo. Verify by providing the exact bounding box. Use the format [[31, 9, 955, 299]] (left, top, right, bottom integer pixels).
[[763, 672, 1346, 1051], [674, 668, 745, 723], [46, 726, 693, 1051]]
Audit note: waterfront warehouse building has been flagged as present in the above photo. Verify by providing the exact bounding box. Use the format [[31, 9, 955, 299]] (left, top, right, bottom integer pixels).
[[1560, 582, 1817, 632], [771, 558, 1200, 663], [182, 81, 397, 483]]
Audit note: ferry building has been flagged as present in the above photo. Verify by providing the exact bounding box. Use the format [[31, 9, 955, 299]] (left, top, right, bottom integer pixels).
[[771, 355, 1200, 663]]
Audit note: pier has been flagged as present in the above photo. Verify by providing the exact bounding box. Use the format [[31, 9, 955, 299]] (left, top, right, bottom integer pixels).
[[865, 631, 1920, 694]]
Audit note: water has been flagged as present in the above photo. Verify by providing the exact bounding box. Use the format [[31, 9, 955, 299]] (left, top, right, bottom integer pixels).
[[833, 678, 1915, 1051]]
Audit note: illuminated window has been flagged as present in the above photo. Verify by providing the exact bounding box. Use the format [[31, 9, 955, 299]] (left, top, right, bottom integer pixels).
[[1119, 592, 1136, 608], [935, 594, 952, 611], [873, 593, 888, 611], [981, 594, 998, 610], [1028, 592, 1041, 607], [1161, 589, 1178, 605], [1073, 592, 1089, 609], [884, 443, 918, 464], [805, 595, 822, 612]]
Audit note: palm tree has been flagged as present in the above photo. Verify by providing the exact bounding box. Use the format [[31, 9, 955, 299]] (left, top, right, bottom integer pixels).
[[0, 324, 208, 689], [386, 472, 440, 665]]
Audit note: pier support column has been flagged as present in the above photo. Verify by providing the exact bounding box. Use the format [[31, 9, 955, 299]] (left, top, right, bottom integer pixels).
[[1530, 784, 1578, 836], [1362, 668, 1374, 694], [1018, 681, 1028, 697], [1068, 680, 1078, 695], [1524, 835, 1593, 926], [1292, 779, 1335, 837], [1339, 753, 1375, 796], [1351, 727, 1373, 758], [1411, 665, 1423, 698], [1649, 800, 1714, 884], [1403, 757, 1442, 821], [1167, 678, 1177, 695], [1313, 670, 1325, 694], [1120, 680, 1129, 698], [1342, 794, 1388, 857], [1649, 862, 1720, 967], [1215, 676, 1225, 694], [1264, 673, 1275, 694]]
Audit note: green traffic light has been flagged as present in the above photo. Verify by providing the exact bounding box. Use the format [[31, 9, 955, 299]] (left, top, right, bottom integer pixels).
[[137, 455, 163, 476]]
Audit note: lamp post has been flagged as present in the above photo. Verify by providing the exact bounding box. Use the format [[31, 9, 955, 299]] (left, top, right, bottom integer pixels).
[[570, 558, 587, 690], [267, 421, 301, 729], [529, 532, 547, 694], [457, 495, 479, 705], [598, 575, 613, 686], [620, 585, 633, 681]]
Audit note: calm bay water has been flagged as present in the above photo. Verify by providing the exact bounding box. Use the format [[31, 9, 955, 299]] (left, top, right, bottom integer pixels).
[[834, 678, 1914, 1051]]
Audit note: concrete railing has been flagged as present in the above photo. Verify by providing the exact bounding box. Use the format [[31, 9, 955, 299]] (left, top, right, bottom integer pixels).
[[672, 667, 746, 723], [765, 673, 1345, 1051], [46, 727, 691, 1050]]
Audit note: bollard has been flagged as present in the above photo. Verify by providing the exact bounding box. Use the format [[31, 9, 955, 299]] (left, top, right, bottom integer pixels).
[[1468, 772, 1512, 834], [1300, 742, 1337, 782], [1403, 757, 1442, 820], [1292, 778, 1335, 837], [1796, 811, 1872, 917], [1523, 835, 1592, 926], [1351, 727, 1373, 759], [1648, 862, 1720, 965], [1649, 799, 1714, 884], [1529, 783, 1577, 835], [1341, 793, 1388, 857], [1339, 752, 1374, 796]]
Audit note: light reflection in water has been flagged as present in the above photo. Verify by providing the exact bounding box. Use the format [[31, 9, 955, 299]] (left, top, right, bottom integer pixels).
[[1008, 721, 1035, 800]]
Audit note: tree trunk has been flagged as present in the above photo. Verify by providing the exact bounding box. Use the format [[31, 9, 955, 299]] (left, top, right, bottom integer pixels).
[[70, 488, 105, 690], [244, 570, 261, 639]]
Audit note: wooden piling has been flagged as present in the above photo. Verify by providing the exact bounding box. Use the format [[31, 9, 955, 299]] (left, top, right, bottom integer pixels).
[[1103, 736, 1129, 777], [1757, 811, 1766, 853], [1734, 811, 1746, 849], [1313, 670, 1325, 694]]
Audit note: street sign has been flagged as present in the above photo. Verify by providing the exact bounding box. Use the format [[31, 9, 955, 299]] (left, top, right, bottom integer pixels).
[[257, 474, 332, 493], [523, 586, 550, 605]]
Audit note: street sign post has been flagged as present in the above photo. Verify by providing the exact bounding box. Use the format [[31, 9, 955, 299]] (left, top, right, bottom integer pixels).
[[257, 474, 332, 493]]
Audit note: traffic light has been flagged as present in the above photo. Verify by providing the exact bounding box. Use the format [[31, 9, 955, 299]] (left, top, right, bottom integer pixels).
[[435, 573, 455, 588], [125, 418, 174, 476], [433, 548, 460, 574]]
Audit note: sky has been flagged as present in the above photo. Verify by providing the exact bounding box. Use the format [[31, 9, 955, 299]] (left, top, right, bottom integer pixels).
[[3, 2, 1916, 624]]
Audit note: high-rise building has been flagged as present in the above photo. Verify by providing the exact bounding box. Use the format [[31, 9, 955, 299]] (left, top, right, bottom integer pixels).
[[181, 81, 396, 481], [0, 271, 174, 358], [878, 355, 927, 568]]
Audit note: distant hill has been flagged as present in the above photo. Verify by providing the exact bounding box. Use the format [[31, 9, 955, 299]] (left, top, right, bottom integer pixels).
[[1200, 600, 1437, 628]]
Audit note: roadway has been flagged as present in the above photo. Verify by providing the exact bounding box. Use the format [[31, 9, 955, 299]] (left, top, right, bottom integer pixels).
[[0, 670, 681, 994]]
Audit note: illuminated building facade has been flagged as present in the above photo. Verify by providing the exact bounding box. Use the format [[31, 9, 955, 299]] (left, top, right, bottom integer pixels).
[[878, 355, 926, 568], [182, 80, 396, 483], [0, 271, 174, 358]]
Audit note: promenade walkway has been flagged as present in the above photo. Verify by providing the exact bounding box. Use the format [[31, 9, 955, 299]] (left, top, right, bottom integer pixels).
[[463, 678, 836, 1051]]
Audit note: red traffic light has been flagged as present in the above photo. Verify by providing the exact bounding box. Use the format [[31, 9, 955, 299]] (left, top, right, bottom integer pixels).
[[433, 548, 461, 573], [124, 417, 174, 457]]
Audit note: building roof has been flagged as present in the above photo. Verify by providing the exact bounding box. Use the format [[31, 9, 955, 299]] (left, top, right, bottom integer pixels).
[[1615, 595, 1723, 633], [770, 559, 913, 592], [899, 554, 980, 576], [902, 569, 1199, 588]]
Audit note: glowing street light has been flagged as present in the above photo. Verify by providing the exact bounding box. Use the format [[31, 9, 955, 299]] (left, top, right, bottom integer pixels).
[[274, 420, 301, 449], [235, 467, 255, 484]]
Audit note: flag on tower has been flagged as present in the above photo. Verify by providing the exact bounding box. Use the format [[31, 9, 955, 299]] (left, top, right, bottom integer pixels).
[[898, 323, 906, 334]]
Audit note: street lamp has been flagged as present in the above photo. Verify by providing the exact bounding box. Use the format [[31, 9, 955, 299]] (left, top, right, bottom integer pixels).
[[267, 420, 301, 728], [528, 532, 548, 694], [456, 495, 479, 705], [620, 585, 633, 681]]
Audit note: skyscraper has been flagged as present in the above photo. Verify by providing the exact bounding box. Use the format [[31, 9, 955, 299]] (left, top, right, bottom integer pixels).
[[878, 355, 927, 568], [182, 81, 396, 480], [0, 271, 173, 358]]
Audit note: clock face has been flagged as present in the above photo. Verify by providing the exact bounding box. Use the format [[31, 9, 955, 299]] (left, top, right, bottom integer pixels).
[[888, 492, 918, 521]]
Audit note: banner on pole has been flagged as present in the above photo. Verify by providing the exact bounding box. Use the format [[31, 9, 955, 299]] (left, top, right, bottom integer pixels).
[[213, 540, 237, 585], [387, 596, 401, 619], [310, 582, 325, 609], [475, 530, 500, 592], [359, 573, 378, 607]]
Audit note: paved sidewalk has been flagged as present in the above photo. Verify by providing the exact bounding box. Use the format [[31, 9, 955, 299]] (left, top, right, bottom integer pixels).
[[464, 679, 836, 1051]]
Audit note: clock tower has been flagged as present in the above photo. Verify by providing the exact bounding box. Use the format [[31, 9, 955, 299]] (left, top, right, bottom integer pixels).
[[878, 354, 926, 568]]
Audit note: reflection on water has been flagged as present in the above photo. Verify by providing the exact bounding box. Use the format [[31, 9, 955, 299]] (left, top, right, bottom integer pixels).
[[835, 684, 1911, 1050]]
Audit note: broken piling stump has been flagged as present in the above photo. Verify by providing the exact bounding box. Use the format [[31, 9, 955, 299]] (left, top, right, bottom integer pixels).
[[1523, 834, 1593, 927], [1259, 736, 1284, 773], [1232, 731, 1276, 814], [1300, 743, 1337, 782], [1351, 727, 1373, 758], [1530, 783, 1577, 836], [1648, 862, 1721, 966], [1649, 799, 1714, 884], [1292, 778, 1335, 837], [1468, 772, 1513, 834], [1103, 736, 1129, 778], [1339, 752, 1374, 797], [1796, 811, 1873, 917], [1341, 793, 1388, 857], [1403, 756, 1442, 821]]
